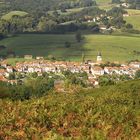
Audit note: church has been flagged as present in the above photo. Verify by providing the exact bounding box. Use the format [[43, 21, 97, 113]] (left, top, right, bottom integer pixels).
[[96, 52, 102, 63]]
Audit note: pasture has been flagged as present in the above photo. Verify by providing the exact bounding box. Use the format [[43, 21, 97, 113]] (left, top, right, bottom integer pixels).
[[96, 0, 111, 5], [1, 11, 28, 20], [125, 9, 140, 30], [0, 34, 140, 62], [125, 15, 140, 30]]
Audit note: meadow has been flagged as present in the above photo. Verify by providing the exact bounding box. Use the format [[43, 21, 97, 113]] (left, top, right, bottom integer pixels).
[[1, 11, 28, 20], [0, 34, 140, 62], [125, 15, 140, 30], [96, 0, 111, 5], [125, 9, 140, 30]]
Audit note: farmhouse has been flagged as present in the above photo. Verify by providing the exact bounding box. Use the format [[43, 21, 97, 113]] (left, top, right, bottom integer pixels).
[[123, 14, 129, 17], [121, 3, 129, 8], [99, 25, 107, 31], [36, 56, 44, 60], [24, 55, 33, 59]]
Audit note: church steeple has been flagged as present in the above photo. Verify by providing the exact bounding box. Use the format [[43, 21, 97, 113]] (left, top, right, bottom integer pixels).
[[97, 52, 102, 63], [98, 52, 102, 56]]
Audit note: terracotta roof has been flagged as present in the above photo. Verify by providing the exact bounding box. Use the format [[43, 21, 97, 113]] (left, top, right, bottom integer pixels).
[[0, 75, 7, 81], [92, 66, 103, 71], [0, 69, 6, 73]]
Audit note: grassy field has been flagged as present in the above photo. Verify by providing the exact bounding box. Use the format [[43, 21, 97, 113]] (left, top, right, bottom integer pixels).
[[96, 0, 111, 5], [127, 9, 140, 15], [125, 10, 140, 30], [0, 34, 140, 62], [4, 58, 33, 66], [1, 11, 28, 20], [125, 15, 140, 30], [99, 4, 116, 10]]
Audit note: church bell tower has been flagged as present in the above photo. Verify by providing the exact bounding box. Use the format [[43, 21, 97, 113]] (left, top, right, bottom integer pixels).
[[97, 52, 102, 63]]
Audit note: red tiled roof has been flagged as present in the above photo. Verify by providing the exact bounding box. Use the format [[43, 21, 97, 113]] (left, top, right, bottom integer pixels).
[[0, 75, 7, 81]]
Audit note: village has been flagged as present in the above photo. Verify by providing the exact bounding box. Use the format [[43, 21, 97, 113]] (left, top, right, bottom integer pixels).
[[0, 52, 140, 87]]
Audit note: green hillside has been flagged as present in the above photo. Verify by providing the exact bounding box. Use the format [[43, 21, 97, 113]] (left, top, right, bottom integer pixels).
[[0, 34, 140, 62], [2, 11, 29, 20], [125, 10, 140, 30], [96, 0, 111, 5], [0, 80, 140, 139], [125, 15, 140, 30]]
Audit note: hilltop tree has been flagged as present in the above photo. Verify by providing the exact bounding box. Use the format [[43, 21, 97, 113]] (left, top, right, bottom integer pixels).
[[64, 41, 71, 48], [0, 34, 5, 40], [75, 31, 83, 42], [37, 18, 57, 32], [125, 23, 133, 29], [107, 7, 127, 17], [112, 0, 121, 4], [110, 16, 126, 28], [8, 73, 16, 80], [81, 0, 96, 7], [135, 70, 140, 79], [136, 0, 140, 9], [99, 75, 115, 86]]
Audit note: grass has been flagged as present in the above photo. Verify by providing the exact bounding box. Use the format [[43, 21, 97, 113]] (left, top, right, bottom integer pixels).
[[125, 10, 140, 30], [0, 34, 140, 62], [1, 11, 28, 20], [99, 4, 116, 10], [96, 0, 111, 5], [127, 9, 140, 15], [5, 58, 33, 66], [125, 15, 140, 30]]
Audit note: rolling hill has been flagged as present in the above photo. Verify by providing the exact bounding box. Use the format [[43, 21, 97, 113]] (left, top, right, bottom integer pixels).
[[0, 33, 140, 62], [0, 79, 140, 139], [2, 11, 29, 20], [125, 9, 140, 30]]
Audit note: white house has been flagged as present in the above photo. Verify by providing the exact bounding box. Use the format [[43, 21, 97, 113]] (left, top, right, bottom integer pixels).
[[36, 56, 44, 60], [6, 66, 13, 73], [129, 62, 140, 69], [121, 3, 129, 8], [91, 66, 104, 76], [123, 14, 129, 17], [34, 67, 42, 73], [96, 52, 102, 63], [28, 67, 35, 73]]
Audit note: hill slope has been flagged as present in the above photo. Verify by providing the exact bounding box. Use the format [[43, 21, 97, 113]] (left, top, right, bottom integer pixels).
[[0, 0, 97, 13], [2, 11, 28, 20], [0, 80, 140, 139], [125, 9, 140, 30], [0, 34, 140, 62]]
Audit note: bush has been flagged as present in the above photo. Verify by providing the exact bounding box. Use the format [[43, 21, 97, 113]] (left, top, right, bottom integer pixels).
[[0, 80, 140, 139]]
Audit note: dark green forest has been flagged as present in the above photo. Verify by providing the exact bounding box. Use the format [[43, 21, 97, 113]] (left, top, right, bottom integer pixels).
[[0, 0, 134, 35]]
